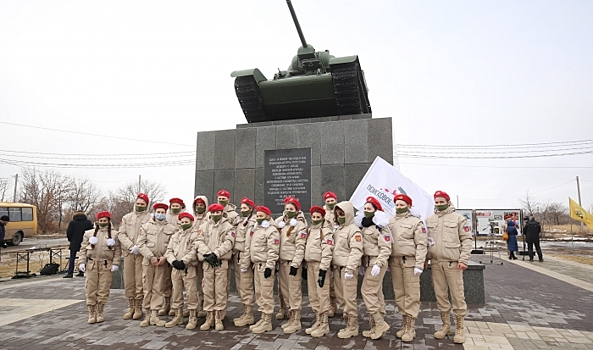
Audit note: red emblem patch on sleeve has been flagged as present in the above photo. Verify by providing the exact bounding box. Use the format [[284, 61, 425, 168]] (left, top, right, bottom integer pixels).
[[250, 231, 254, 236], [463, 225, 470, 232], [300, 232, 307, 239], [274, 238, 280, 245], [384, 235, 391, 242], [422, 227, 427, 233], [327, 239, 333, 245], [355, 235, 362, 242], [231, 231, 236, 237]]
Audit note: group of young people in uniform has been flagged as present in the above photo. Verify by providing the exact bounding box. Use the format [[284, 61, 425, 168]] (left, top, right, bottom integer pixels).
[[79, 189, 472, 344]]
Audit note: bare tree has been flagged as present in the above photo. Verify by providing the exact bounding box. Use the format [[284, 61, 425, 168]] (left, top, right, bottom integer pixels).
[[519, 191, 540, 217], [546, 202, 568, 225], [69, 177, 102, 213], [0, 178, 11, 202]]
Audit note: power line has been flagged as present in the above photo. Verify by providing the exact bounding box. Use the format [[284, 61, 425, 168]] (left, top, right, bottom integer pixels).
[[395, 145, 593, 155], [0, 121, 194, 147], [461, 180, 575, 201], [399, 162, 593, 169], [397, 150, 593, 159], [0, 150, 196, 157], [0, 158, 196, 169], [396, 139, 593, 149]]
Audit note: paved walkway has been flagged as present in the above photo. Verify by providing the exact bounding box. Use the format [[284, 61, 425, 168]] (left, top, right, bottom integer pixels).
[[1, 254, 592, 350]]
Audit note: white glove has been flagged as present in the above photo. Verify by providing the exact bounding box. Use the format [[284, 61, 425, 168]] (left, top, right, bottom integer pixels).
[[78, 264, 86, 272], [106, 238, 116, 247], [371, 264, 381, 277], [414, 267, 423, 276], [89, 236, 98, 245], [130, 245, 139, 255], [111, 265, 119, 272], [240, 268, 248, 273], [344, 271, 354, 279]]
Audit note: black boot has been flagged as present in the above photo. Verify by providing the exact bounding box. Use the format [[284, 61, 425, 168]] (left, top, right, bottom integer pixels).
[[63, 273, 73, 278], [76, 271, 85, 277]]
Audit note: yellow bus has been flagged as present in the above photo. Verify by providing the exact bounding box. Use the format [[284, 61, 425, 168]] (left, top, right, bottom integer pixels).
[[0, 203, 38, 246]]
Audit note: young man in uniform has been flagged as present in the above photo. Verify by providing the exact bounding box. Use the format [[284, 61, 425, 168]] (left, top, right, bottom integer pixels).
[[192, 195, 209, 317], [118, 193, 152, 321], [426, 191, 473, 344], [241, 205, 280, 334], [322, 191, 338, 317]]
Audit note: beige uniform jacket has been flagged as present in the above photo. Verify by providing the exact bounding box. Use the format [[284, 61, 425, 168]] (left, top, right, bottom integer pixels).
[[426, 205, 473, 265], [137, 219, 177, 265], [223, 203, 239, 227], [304, 223, 334, 271], [195, 216, 235, 261], [388, 212, 428, 270], [275, 212, 307, 268], [192, 195, 209, 229], [361, 223, 392, 267], [233, 215, 257, 254], [166, 208, 186, 229], [118, 210, 151, 254], [323, 205, 337, 230], [331, 201, 364, 274], [80, 227, 122, 264], [165, 227, 198, 266], [241, 220, 280, 270]]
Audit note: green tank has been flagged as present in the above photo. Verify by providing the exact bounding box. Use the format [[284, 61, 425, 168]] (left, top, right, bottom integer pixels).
[[231, 0, 371, 123]]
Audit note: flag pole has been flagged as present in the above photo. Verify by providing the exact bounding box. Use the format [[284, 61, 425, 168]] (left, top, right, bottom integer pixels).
[[577, 176, 584, 233]]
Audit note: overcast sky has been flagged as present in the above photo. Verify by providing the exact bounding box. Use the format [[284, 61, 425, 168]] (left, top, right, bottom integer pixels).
[[1, 0, 592, 211]]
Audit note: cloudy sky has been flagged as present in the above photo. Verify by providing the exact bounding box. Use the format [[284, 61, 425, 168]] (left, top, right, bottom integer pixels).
[[1, 0, 592, 211]]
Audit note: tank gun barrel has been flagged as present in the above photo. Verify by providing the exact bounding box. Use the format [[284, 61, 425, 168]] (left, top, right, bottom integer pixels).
[[286, 0, 308, 48]]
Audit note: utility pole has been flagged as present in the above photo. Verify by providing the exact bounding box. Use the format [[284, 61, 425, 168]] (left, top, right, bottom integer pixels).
[[12, 174, 18, 203], [138, 175, 142, 193], [577, 176, 584, 232], [456, 195, 460, 208]]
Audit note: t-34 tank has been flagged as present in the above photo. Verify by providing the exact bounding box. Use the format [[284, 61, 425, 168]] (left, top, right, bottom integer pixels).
[[231, 0, 371, 123]]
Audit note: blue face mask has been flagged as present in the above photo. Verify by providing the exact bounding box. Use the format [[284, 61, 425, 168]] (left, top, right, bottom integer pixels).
[[155, 213, 166, 221]]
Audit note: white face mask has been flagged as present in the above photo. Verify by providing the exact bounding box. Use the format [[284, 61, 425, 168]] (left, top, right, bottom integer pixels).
[[155, 213, 166, 221]]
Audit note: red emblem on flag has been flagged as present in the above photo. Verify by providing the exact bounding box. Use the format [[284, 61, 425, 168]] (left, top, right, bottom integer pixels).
[[463, 225, 470, 232], [274, 238, 280, 245]]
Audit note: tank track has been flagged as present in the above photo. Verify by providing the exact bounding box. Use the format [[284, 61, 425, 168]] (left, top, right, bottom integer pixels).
[[331, 62, 370, 116], [234, 76, 266, 123]]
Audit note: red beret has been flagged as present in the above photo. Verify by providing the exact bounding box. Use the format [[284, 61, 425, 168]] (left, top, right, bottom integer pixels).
[[323, 191, 337, 200], [96, 211, 111, 220], [217, 190, 231, 198], [137, 193, 149, 204], [169, 197, 185, 206], [256, 205, 271, 217], [310, 205, 326, 217], [153, 203, 169, 211], [208, 203, 225, 213], [178, 212, 195, 221], [366, 196, 383, 212], [394, 194, 412, 207], [434, 191, 450, 201], [194, 197, 205, 205], [284, 196, 301, 211], [241, 197, 255, 209]]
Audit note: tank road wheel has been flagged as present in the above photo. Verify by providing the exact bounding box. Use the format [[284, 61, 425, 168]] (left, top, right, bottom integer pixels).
[[234, 76, 266, 123], [331, 62, 370, 116]]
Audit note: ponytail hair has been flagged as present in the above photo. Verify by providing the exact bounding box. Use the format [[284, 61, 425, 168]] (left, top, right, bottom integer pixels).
[[92, 219, 113, 250]]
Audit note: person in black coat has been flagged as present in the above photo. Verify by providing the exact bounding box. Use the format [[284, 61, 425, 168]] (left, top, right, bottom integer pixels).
[[64, 211, 94, 278], [524, 217, 543, 262], [0, 215, 9, 249]]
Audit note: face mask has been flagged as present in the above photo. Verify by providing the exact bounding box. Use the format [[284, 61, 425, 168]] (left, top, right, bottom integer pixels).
[[363, 211, 374, 218], [326, 203, 336, 210], [218, 200, 228, 207], [241, 210, 251, 217], [211, 214, 222, 222], [172, 208, 181, 214], [436, 204, 449, 212], [136, 205, 146, 212], [256, 218, 265, 225], [337, 217, 346, 225], [312, 219, 324, 226], [155, 213, 166, 221], [181, 223, 193, 230], [99, 222, 109, 228], [396, 208, 409, 214], [285, 211, 296, 218], [196, 207, 206, 214]]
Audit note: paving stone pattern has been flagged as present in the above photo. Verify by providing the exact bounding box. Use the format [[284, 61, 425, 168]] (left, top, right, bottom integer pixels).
[[1, 255, 592, 350]]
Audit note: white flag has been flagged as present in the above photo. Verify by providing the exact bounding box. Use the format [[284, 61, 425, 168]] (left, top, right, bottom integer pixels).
[[349, 156, 434, 223]]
